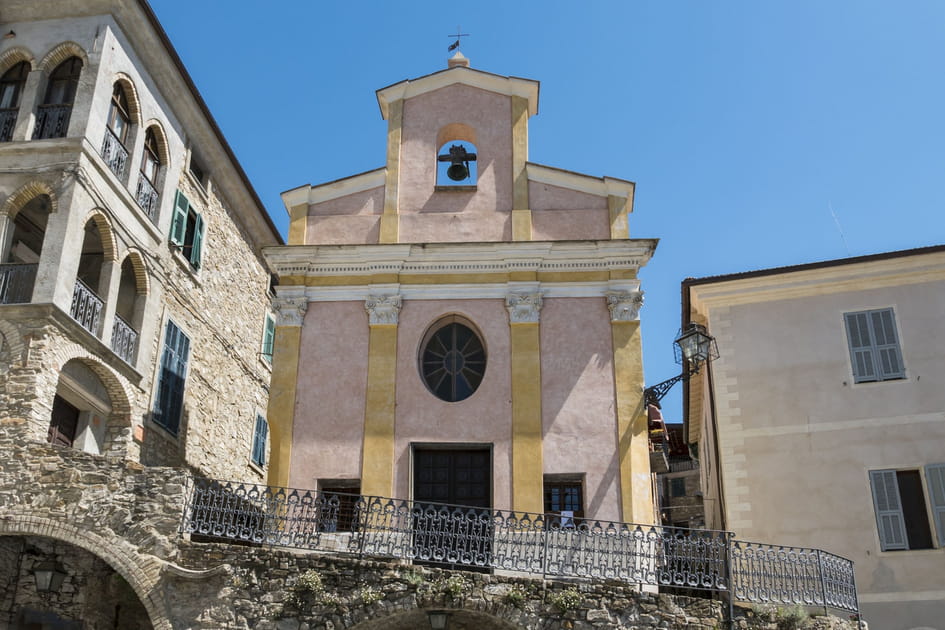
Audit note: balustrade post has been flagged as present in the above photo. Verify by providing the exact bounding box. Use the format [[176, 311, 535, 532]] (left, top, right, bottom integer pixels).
[[725, 532, 735, 630], [817, 549, 829, 616]]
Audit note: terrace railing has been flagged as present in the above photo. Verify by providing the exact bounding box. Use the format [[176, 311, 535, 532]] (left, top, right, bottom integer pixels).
[[135, 175, 160, 221], [33, 104, 72, 140], [101, 127, 129, 180], [181, 479, 858, 616], [70, 279, 103, 336], [111, 314, 138, 365], [0, 263, 37, 304], [0, 108, 17, 142]]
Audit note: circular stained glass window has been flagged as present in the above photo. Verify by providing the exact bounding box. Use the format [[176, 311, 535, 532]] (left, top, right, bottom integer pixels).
[[420, 320, 486, 402]]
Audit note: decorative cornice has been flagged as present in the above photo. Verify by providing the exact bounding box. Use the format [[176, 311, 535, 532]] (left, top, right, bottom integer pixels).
[[527, 163, 635, 200], [506, 292, 543, 324], [365, 295, 402, 326], [273, 297, 308, 327], [606, 290, 644, 322]]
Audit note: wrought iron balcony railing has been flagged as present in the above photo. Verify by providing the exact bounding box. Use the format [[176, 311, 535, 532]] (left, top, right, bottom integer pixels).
[[70, 279, 103, 336], [33, 104, 72, 140], [101, 127, 129, 180], [0, 263, 37, 304], [181, 479, 859, 616], [0, 107, 17, 142], [111, 314, 138, 365], [135, 175, 160, 222]]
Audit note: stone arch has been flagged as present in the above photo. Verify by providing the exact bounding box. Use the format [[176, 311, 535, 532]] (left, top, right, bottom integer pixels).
[[0, 319, 25, 366], [142, 119, 171, 167], [84, 208, 118, 261], [437, 122, 477, 148], [0, 45, 36, 73], [122, 248, 150, 296], [112, 72, 143, 125], [0, 515, 172, 630], [0, 179, 58, 219], [37, 41, 89, 73]]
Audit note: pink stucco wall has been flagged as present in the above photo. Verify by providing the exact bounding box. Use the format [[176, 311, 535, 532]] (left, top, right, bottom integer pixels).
[[397, 84, 514, 243], [529, 182, 611, 241], [306, 186, 384, 245], [392, 299, 512, 506], [289, 301, 369, 488], [540, 298, 620, 522]]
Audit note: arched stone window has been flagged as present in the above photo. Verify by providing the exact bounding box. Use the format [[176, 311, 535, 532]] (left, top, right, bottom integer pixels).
[[111, 255, 146, 365], [435, 122, 478, 187], [71, 218, 108, 336], [33, 56, 82, 139], [0, 61, 29, 142], [135, 127, 164, 220], [50, 360, 112, 454], [102, 83, 132, 179], [1, 192, 52, 304], [419, 316, 487, 402]]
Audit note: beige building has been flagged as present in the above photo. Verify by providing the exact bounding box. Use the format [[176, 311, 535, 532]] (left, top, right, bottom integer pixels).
[[683, 245, 945, 630], [264, 52, 659, 527], [0, 0, 281, 486]]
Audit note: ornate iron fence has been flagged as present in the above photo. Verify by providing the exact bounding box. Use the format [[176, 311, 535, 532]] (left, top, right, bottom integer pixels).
[[181, 479, 858, 615], [101, 127, 129, 180], [0, 108, 17, 142], [33, 104, 72, 140], [111, 314, 138, 365], [70, 279, 103, 336], [135, 175, 160, 221], [0, 263, 37, 304]]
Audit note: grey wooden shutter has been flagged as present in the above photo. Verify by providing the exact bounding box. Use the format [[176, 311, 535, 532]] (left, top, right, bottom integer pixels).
[[869, 470, 907, 550], [925, 464, 945, 547], [870, 309, 905, 379], [845, 312, 876, 382]]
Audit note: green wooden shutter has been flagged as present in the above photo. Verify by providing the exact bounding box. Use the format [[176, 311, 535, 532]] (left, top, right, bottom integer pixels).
[[252, 415, 268, 466], [869, 470, 907, 550], [153, 319, 191, 434], [262, 315, 275, 362], [170, 190, 188, 245], [845, 312, 876, 382], [925, 464, 945, 547], [190, 212, 205, 268], [870, 308, 905, 380]]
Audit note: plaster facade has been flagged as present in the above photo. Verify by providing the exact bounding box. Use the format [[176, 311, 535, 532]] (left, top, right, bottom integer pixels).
[[267, 56, 656, 525], [684, 245, 945, 630]]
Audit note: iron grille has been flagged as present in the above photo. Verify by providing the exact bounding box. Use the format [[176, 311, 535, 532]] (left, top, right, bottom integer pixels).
[[0, 263, 37, 304], [70, 279, 103, 336], [111, 314, 138, 365], [0, 108, 17, 142], [101, 127, 129, 180], [33, 104, 72, 140]]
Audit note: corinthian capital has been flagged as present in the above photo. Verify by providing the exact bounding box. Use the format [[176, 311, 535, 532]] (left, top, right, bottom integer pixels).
[[273, 297, 308, 327], [365, 295, 402, 325], [606, 290, 644, 322], [506, 292, 543, 324]]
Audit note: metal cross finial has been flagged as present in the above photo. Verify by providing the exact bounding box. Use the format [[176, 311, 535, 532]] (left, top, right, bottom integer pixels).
[[447, 26, 470, 52]]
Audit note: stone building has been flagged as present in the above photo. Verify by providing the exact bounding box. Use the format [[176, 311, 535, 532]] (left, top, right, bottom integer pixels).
[[683, 245, 945, 630], [0, 0, 280, 625], [264, 52, 659, 525]]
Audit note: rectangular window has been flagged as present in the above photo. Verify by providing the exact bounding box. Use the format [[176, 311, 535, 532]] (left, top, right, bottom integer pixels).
[[544, 477, 584, 527], [153, 319, 190, 435], [318, 482, 361, 532], [869, 467, 943, 551], [261, 315, 275, 363], [844, 308, 904, 383], [670, 477, 687, 498], [251, 414, 268, 467], [171, 190, 206, 270]]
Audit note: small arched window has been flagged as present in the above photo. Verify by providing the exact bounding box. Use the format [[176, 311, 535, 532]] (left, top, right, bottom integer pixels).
[[0, 61, 29, 142], [136, 128, 162, 220], [34, 57, 82, 139], [107, 83, 131, 145], [420, 317, 487, 402]]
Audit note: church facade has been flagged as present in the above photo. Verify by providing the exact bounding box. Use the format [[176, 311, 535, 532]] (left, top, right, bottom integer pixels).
[[265, 53, 658, 524]]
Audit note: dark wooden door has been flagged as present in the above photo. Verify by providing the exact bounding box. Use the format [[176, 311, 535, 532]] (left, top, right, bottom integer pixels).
[[48, 395, 79, 447], [413, 448, 492, 570]]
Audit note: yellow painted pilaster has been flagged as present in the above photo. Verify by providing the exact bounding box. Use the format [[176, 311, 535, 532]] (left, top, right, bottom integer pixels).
[[380, 99, 403, 244], [266, 324, 302, 488], [361, 323, 398, 498], [511, 96, 531, 241], [287, 203, 308, 245], [611, 319, 654, 524], [510, 322, 543, 513], [608, 194, 630, 240]]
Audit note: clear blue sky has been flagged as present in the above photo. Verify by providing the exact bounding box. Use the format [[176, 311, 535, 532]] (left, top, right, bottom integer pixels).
[[151, 0, 945, 419]]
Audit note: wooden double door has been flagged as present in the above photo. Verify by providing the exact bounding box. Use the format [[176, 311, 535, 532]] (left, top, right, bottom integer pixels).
[[412, 447, 492, 570]]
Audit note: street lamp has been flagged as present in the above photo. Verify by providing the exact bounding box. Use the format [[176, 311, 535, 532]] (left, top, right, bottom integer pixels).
[[644, 323, 718, 407], [33, 559, 66, 593], [428, 610, 450, 630]]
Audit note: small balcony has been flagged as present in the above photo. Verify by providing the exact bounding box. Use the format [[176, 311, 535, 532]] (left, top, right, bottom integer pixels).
[[0, 108, 17, 142], [135, 175, 160, 222], [101, 127, 129, 180], [0, 263, 37, 304], [111, 314, 138, 365], [70, 279, 103, 336], [33, 104, 72, 140]]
